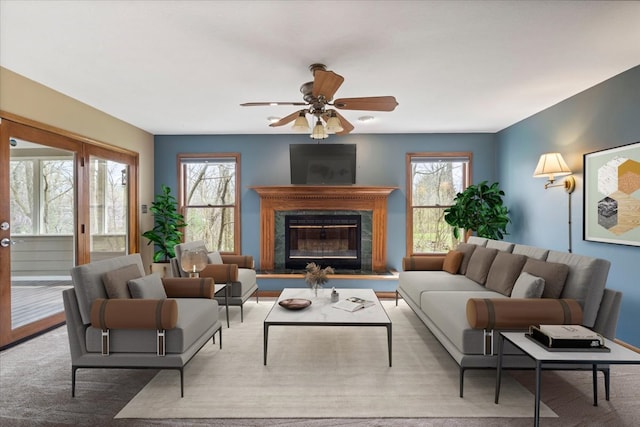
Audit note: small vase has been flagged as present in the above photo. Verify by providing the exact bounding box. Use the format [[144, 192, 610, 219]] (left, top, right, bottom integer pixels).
[[310, 283, 324, 298]]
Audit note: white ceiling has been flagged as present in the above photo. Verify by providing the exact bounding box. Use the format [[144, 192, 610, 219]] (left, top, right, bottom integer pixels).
[[1, 1, 639, 136]]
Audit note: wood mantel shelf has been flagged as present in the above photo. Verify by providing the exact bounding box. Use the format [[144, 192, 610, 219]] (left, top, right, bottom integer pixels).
[[250, 185, 398, 272]]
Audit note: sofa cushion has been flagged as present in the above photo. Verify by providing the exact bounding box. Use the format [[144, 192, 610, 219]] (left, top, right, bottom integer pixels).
[[420, 290, 507, 355], [208, 251, 223, 264], [485, 252, 528, 296], [442, 250, 463, 274], [546, 250, 610, 328], [455, 243, 477, 275], [128, 274, 168, 299], [86, 298, 219, 354], [70, 254, 145, 324], [485, 239, 515, 253], [465, 247, 499, 285], [522, 258, 569, 299], [102, 264, 141, 299], [397, 271, 485, 307], [466, 236, 488, 247], [512, 244, 549, 261], [510, 272, 545, 298]]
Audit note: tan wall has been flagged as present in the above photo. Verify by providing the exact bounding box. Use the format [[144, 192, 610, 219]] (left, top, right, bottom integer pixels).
[[0, 67, 155, 268]]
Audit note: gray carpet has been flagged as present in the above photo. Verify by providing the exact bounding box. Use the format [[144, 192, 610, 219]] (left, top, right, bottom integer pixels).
[[1, 298, 639, 426], [116, 300, 554, 419]]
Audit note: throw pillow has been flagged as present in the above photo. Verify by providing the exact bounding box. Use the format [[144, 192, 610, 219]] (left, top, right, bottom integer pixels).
[[442, 250, 464, 274], [511, 272, 545, 298], [128, 273, 167, 299], [465, 247, 499, 285], [485, 252, 528, 296], [522, 258, 569, 299], [102, 264, 142, 298], [454, 243, 477, 275], [208, 251, 223, 265]]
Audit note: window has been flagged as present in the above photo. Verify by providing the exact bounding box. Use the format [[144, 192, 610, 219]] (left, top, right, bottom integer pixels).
[[179, 154, 240, 253], [407, 153, 471, 254], [10, 157, 74, 235]]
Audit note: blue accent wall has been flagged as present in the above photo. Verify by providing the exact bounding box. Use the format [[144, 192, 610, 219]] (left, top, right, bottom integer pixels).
[[497, 65, 640, 346], [154, 132, 496, 285]]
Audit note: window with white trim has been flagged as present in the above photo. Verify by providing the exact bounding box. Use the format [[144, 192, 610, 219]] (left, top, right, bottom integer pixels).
[[407, 153, 471, 254]]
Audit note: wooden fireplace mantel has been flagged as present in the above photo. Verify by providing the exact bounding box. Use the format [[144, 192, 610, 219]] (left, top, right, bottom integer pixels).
[[250, 185, 397, 272]]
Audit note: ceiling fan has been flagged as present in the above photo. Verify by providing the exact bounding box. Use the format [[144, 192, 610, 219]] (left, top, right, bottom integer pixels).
[[240, 64, 398, 139]]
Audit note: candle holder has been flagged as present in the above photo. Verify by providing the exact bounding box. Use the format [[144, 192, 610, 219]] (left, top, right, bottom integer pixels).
[[180, 248, 208, 277]]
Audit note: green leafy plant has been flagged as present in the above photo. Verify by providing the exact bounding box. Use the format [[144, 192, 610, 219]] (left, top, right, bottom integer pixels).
[[444, 181, 510, 240], [142, 184, 188, 263]]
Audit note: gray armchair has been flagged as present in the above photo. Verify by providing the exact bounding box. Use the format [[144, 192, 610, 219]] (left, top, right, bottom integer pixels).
[[63, 254, 222, 398], [172, 240, 259, 327]]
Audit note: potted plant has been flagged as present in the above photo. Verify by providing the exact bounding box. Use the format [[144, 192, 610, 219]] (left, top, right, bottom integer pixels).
[[444, 181, 510, 240], [142, 184, 188, 275]]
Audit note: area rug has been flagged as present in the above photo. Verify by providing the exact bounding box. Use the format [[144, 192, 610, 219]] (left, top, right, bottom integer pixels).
[[116, 299, 556, 419]]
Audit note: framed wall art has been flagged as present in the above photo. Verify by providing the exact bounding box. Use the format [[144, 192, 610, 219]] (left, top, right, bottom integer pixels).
[[583, 141, 640, 246]]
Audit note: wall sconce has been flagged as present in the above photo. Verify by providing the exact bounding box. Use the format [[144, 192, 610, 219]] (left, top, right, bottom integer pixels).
[[532, 152, 576, 253], [532, 152, 576, 193]]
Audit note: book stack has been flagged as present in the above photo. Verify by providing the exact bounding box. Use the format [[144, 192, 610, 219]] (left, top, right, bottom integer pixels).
[[528, 324, 608, 351]]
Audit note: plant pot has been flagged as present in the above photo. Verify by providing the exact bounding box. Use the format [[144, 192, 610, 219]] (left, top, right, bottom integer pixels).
[[150, 262, 173, 278]]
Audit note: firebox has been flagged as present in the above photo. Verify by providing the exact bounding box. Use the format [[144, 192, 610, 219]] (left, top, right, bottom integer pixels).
[[284, 214, 361, 270]]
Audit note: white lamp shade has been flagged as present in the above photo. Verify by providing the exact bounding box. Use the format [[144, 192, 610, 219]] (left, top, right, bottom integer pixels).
[[325, 114, 343, 134], [292, 113, 310, 132], [310, 120, 328, 139], [533, 153, 572, 179]]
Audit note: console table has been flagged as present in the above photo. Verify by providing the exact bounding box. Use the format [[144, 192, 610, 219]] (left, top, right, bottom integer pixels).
[[495, 331, 640, 427]]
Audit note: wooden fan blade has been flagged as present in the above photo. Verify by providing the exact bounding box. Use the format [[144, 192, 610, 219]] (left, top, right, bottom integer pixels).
[[241, 102, 307, 106], [268, 110, 305, 127], [312, 70, 344, 101], [333, 96, 399, 112], [333, 111, 354, 135]]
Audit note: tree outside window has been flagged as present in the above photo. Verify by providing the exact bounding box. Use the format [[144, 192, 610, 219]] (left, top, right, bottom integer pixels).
[[180, 154, 239, 253], [408, 153, 471, 254]]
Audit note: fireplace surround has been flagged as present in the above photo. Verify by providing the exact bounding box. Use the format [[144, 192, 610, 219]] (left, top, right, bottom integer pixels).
[[250, 185, 397, 272]]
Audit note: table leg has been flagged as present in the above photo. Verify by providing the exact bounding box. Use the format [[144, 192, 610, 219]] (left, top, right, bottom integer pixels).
[[592, 364, 598, 406], [263, 322, 269, 365], [534, 361, 541, 427], [495, 333, 504, 404], [225, 283, 230, 328], [386, 324, 392, 367]]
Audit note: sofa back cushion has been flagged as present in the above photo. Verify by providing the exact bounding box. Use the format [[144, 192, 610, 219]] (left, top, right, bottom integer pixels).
[[546, 250, 611, 328], [174, 240, 209, 277], [70, 254, 145, 325], [465, 247, 499, 285], [485, 252, 528, 296], [442, 250, 464, 274], [466, 236, 488, 247], [510, 272, 545, 298], [455, 243, 477, 275], [102, 264, 141, 299], [128, 273, 167, 299], [485, 239, 515, 253], [512, 244, 549, 260], [522, 258, 569, 299]]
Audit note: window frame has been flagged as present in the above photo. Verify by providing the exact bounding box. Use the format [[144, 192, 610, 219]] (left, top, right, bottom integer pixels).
[[406, 152, 472, 256], [177, 153, 241, 254]]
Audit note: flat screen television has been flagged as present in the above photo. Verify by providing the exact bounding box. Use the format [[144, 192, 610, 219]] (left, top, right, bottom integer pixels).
[[289, 144, 356, 185]]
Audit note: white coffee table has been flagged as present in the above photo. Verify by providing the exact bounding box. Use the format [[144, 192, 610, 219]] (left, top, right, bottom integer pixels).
[[263, 288, 392, 366], [495, 331, 640, 427]]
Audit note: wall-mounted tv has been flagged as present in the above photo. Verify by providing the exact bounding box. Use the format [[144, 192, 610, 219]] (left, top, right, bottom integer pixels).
[[289, 144, 356, 185]]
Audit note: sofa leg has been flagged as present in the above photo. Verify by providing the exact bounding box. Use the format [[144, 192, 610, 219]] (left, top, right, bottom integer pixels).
[[256, 287, 259, 303], [395, 290, 398, 306], [71, 366, 77, 397], [603, 367, 611, 401], [180, 368, 184, 398], [459, 367, 465, 398], [241, 304, 244, 322]]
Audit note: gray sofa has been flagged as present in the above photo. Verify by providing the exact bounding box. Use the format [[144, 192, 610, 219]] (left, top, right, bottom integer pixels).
[[63, 254, 222, 397], [397, 237, 623, 397]]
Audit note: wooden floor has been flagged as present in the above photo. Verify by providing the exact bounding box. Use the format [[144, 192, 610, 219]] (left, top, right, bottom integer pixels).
[[10, 280, 72, 328]]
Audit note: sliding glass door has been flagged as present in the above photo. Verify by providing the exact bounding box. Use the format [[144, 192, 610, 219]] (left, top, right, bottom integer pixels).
[[0, 118, 139, 348]]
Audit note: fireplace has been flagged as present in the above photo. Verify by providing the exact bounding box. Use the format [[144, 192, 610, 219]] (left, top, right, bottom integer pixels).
[[285, 214, 361, 270], [250, 185, 397, 272]]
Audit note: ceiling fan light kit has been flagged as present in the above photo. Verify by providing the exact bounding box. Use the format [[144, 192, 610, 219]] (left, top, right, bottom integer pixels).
[[241, 64, 398, 139]]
